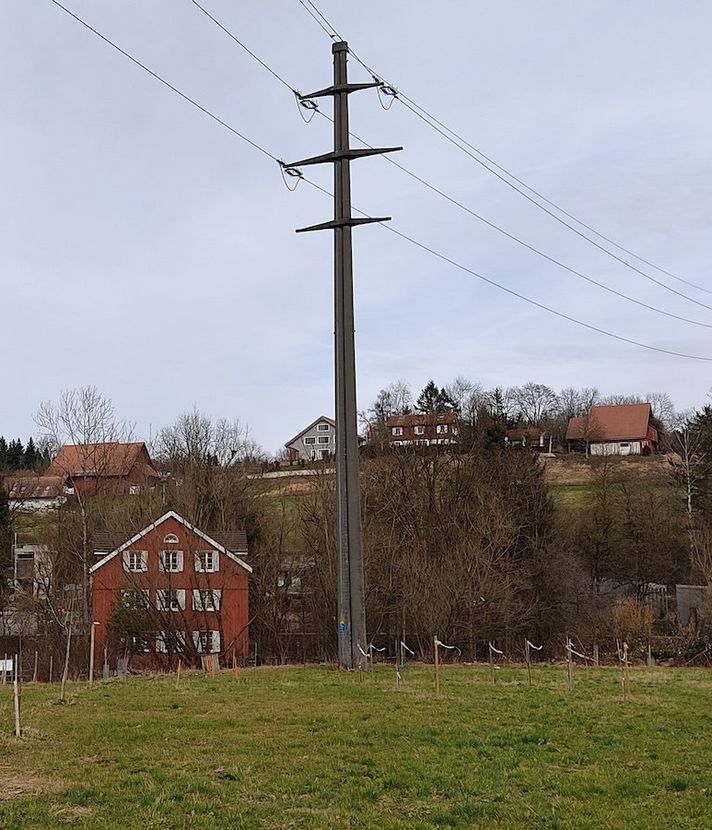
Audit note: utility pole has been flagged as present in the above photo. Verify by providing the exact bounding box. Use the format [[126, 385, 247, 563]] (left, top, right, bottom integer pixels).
[[284, 42, 401, 669]]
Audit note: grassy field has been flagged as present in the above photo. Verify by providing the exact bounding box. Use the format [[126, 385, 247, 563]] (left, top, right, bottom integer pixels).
[[1, 664, 711, 829]]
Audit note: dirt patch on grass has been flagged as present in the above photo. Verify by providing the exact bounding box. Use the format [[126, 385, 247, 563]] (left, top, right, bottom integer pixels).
[[0, 769, 63, 800]]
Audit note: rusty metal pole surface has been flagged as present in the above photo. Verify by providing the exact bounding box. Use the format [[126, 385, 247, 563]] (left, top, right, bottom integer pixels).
[[332, 41, 366, 671]]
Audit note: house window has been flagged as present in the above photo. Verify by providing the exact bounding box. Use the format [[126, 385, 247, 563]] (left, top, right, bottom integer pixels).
[[317, 423, 330, 432], [123, 550, 147, 572], [414, 425, 425, 435], [157, 589, 185, 612], [130, 634, 151, 653], [391, 426, 403, 436], [156, 631, 186, 653], [195, 551, 219, 573], [304, 437, 316, 445], [163, 533, 179, 544], [194, 630, 221, 654], [317, 436, 330, 444], [128, 485, 141, 495], [160, 550, 184, 572], [436, 424, 449, 434], [193, 589, 222, 612]]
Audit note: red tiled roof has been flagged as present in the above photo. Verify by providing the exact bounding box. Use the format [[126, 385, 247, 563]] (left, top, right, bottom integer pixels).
[[566, 404, 652, 442], [386, 412, 458, 428], [47, 442, 159, 479], [3, 474, 64, 500]]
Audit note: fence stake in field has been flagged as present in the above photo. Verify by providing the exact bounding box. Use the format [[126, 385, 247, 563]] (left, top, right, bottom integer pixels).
[[622, 642, 631, 701], [593, 643, 600, 667], [488, 642, 503, 684], [32, 651, 38, 683], [60, 601, 74, 703], [434, 636, 441, 698], [2, 652, 6, 685], [566, 637, 574, 692], [176, 658, 182, 686], [89, 621, 98, 687], [232, 647, 238, 680], [48, 654, 53, 684], [13, 654, 21, 738]]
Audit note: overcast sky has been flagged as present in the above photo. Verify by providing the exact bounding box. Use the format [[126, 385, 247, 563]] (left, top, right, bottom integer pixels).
[[3, 1, 711, 453]]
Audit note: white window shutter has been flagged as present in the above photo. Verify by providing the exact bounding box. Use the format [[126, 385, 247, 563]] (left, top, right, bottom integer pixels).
[[156, 589, 166, 611], [141, 551, 148, 571], [176, 551, 184, 572], [177, 590, 186, 610], [194, 553, 204, 573], [213, 552, 219, 573], [213, 630, 221, 653], [122, 551, 131, 571], [193, 631, 201, 652], [159, 552, 166, 572], [192, 589, 201, 611], [156, 633, 167, 653], [213, 590, 222, 611]]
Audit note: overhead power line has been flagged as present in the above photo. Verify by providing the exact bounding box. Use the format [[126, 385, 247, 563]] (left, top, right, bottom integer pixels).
[[301, 181, 712, 363], [48, 0, 278, 164], [46, 0, 712, 362], [295, 0, 712, 302], [187, 0, 712, 330]]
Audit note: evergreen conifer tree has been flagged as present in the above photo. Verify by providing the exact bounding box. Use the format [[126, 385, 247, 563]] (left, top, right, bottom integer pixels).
[[0, 436, 6, 471], [23, 437, 38, 471], [6, 439, 24, 470]]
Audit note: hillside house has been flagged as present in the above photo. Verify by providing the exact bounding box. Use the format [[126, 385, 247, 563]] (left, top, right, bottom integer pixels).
[[285, 416, 336, 462], [3, 474, 67, 512], [90, 511, 251, 668], [566, 403, 660, 456], [47, 441, 160, 496], [385, 412, 459, 447]]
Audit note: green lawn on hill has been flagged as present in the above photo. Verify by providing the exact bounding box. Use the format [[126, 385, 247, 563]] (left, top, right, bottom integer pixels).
[[1, 664, 711, 829]]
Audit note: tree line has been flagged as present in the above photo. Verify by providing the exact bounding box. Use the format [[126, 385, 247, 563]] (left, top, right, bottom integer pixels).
[[2, 384, 712, 671]]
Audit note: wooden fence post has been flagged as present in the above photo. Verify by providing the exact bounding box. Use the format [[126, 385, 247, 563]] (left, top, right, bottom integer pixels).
[[593, 643, 599, 667], [32, 651, 38, 683], [48, 654, 54, 684], [566, 637, 574, 692], [622, 642, 631, 701], [60, 604, 74, 703], [525, 639, 532, 686], [13, 655, 21, 738], [2, 653, 7, 686], [89, 622, 97, 687], [434, 636, 441, 698], [488, 642, 496, 684]]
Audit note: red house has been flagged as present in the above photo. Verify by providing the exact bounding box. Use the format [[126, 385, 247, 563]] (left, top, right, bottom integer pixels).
[[90, 511, 251, 668], [566, 403, 660, 456], [46, 441, 160, 497]]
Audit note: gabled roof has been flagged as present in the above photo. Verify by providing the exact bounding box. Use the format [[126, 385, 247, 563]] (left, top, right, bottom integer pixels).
[[93, 528, 248, 556], [3, 474, 65, 500], [387, 411, 458, 427], [566, 403, 653, 442], [285, 416, 335, 448], [89, 510, 252, 575], [47, 442, 159, 479]]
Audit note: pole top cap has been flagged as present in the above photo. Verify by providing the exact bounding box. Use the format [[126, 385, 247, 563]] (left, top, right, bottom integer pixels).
[[332, 40, 348, 53]]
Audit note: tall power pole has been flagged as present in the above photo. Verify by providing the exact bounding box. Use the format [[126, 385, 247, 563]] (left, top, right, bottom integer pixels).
[[285, 42, 401, 669]]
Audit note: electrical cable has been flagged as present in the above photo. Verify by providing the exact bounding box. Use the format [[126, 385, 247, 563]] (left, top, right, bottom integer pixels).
[[186, 0, 712, 329], [296, 0, 712, 301], [48, 0, 279, 164], [47, 0, 712, 363], [300, 178, 712, 361]]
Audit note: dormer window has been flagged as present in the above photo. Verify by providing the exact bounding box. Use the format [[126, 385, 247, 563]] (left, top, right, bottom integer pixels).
[[317, 423, 330, 432], [163, 533, 179, 544]]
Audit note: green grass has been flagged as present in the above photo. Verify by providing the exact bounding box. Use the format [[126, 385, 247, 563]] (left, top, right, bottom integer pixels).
[[1, 665, 712, 829]]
